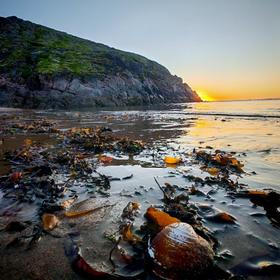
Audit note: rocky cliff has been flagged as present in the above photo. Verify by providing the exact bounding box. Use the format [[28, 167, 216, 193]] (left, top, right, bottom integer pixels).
[[0, 16, 201, 109]]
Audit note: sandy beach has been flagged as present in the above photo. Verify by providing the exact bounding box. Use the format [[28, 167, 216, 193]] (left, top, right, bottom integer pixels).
[[0, 100, 279, 279]]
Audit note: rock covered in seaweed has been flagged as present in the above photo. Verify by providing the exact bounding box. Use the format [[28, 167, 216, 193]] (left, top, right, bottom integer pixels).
[[148, 222, 214, 279]]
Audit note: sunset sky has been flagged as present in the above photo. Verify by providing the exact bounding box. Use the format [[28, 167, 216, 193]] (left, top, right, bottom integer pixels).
[[1, 0, 280, 101]]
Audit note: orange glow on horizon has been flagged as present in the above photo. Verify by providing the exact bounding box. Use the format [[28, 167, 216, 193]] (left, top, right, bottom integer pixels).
[[193, 87, 280, 102], [196, 90, 216, 102], [184, 71, 280, 101]]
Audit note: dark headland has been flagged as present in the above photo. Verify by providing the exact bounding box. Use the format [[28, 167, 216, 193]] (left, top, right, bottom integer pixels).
[[0, 16, 201, 109]]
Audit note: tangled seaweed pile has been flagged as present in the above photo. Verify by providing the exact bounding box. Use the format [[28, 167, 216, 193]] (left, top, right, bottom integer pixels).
[[1, 125, 143, 201]]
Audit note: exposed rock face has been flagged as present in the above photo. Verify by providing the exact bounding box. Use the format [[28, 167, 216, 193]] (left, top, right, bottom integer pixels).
[[0, 16, 201, 109]]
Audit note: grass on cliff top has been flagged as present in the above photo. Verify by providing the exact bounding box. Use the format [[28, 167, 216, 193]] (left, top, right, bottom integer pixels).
[[0, 23, 166, 80]]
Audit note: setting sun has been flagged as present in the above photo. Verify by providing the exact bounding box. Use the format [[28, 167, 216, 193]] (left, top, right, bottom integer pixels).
[[195, 90, 215, 102]]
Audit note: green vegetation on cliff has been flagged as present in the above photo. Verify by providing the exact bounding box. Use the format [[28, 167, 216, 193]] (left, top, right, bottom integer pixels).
[[0, 16, 168, 81]]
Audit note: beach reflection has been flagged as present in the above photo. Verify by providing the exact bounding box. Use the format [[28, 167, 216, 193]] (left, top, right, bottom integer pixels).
[[184, 117, 280, 153], [181, 115, 280, 189]]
